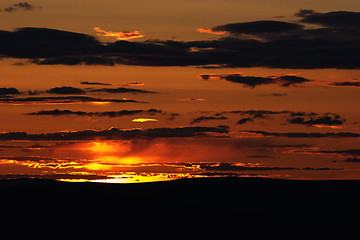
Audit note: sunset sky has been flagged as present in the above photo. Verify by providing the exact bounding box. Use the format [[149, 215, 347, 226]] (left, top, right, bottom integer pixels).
[[1, 0, 360, 182]]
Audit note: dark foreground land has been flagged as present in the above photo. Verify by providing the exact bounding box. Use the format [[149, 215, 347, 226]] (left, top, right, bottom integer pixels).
[[1, 177, 359, 220]]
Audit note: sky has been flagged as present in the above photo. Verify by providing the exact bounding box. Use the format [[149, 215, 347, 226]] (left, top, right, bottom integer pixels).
[[0, 1, 360, 182]]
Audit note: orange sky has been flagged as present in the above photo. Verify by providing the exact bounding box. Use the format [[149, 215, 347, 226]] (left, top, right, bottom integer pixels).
[[0, 1, 360, 182]]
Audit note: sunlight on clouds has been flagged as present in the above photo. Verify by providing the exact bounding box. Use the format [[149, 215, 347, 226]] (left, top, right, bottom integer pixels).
[[94, 27, 144, 41], [132, 118, 158, 123], [197, 28, 226, 35], [312, 125, 343, 129], [90, 102, 110, 105]]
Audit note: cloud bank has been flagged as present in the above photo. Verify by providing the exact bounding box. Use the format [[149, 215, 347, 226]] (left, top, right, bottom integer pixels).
[[1, 10, 360, 69], [0, 126, 230, 140], [198, 73, 311, 88]]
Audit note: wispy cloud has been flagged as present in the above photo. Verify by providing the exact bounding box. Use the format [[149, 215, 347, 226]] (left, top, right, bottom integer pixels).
[[198, 73, 311, 88], [80, 81, 112, 86], [93, 27, 144, 41], [26, 109, 164, 118], [0, 96, 141, 105], [328, 79, 360, 87], [89, 87, 156, 94], [0, 2, 40, 13], [177, 98, 206, 101], [190, 116, 227, 124], [242, 130, 360, 138]]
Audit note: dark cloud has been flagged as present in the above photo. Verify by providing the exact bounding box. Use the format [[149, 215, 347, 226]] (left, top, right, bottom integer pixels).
[[221, 110, 346, 128], [212, 20, 303, 35], [274, 75, 312, 87], [1, 10, 360, 69], [0, 125, 229, 140], [1, 2, 37, 13], [328, 80, 360, 87], [287, 113, 345, 127], [344, 158, 360, 162], [258, 93, 288, 97], [237, 118, 253, 125], [80, 81, 112, 86], [26, 108, 164, 118], [199, 74, 311, 88], [0, 87, 21, 95], [0, 174, 108, 180], [222, 110, 289, 119], [319, 149, 360, 157], [197, 162, 339, 171], [0, 96, 141, 104], [0, 156, 58, 161], [296, 9, 360, 29], [89, 87, 156, 94], [243, 130, 360, 138], [0, 27, 100, 59], [46, 86, 85, 95], [45, 86, 155, 95], [190, 116, 227, 124]]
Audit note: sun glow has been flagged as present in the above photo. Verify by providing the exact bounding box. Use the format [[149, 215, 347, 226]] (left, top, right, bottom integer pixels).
[[102, 156, 143, 165], [88, 142, 117, 153], [84, 163, 113, 171]]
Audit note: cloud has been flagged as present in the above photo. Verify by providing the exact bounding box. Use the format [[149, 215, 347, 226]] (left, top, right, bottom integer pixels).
[[190, 116, 227, 124], [197, 28, 226, 35], [328, 80, 360, 87], [242, 130, 360, 138], [0, 156, 58, 161], [213, 109, 347, 128], [0, 87, 21, 95], [2, 10, 360, 69], [80, 81, 112, 86], [237, 117, 253, 125], [211, 20, 303, 35], [296, 9, 360, 29], [45, 85, 154, 95], [177, 98, 206, 101], [196, 162, 339, 171], [287, 113, 345, 127], [0, 27, 101, 59], [46, 86, 85, 95], [258, 93, 288, 97], [344, 158, 360, 162], [319, 149, 360, 157], [89, 87, 156, 94], [26, 108, 164, 118], [0, 125, 230, 140], [93, 27, 144, 41], [0, 173, 108, 180], [0, 96, 141, 105], [198, 73, 311, 88], [0, 2, 38, 13], [222, 110, 289, 119]]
